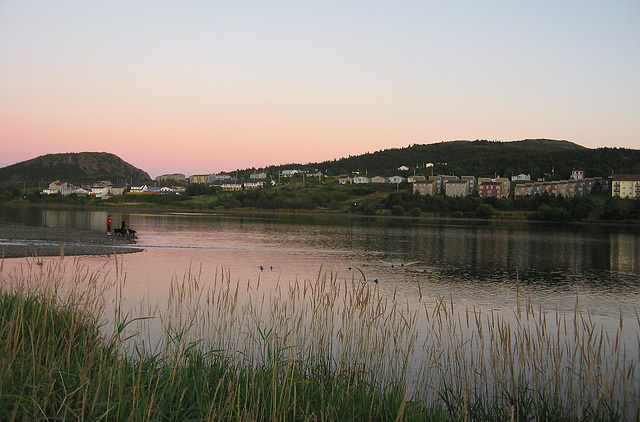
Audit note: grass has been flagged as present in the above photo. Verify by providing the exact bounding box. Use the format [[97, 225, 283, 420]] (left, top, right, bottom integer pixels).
[[1, 257, 638, 421]]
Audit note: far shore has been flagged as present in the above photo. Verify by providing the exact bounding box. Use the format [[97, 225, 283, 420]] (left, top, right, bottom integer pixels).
[[0, 223, 143, 259]]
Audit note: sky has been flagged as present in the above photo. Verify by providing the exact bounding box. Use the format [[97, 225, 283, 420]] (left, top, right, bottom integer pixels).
[[1, 1, 639, 178]]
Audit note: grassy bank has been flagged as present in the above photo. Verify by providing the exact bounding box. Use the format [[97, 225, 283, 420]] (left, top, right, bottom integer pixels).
[[1, 258, 638, 420]]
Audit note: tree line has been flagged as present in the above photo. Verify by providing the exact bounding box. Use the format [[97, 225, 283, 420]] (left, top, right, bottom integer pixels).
[[2, 183, 639, 223]]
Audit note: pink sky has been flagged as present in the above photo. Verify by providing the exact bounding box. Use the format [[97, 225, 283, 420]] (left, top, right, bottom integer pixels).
[[1, 2, 639, 178]]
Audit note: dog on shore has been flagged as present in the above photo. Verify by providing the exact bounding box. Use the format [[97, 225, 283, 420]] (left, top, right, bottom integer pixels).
[[114, 228, 137, 239]]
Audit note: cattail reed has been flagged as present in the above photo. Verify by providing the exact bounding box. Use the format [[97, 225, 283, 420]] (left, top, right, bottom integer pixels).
[[1, 257, 638, 420]]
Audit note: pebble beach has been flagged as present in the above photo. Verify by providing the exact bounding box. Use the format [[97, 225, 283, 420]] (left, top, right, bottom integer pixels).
[[0, 224, 143, 258]]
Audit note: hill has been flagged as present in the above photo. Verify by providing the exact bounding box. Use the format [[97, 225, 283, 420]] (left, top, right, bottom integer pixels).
[[259, 139, 640, 180], [0, 152, 151, 187]]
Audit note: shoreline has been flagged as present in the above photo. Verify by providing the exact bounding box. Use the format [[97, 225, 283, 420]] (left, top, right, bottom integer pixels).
[[0, 223, 143, 259], [3, 201, 638, 227]]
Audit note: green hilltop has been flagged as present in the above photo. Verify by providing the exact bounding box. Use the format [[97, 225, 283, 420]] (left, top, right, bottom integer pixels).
[[255, 139, 640, 180], [0, 152, 151, 188]]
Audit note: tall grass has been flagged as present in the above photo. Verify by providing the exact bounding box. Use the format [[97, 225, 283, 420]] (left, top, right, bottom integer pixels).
[[1, 256, 638, 421]]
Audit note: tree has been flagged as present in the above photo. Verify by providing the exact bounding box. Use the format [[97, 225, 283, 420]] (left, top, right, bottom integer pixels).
[[475, 204, 495, 219]]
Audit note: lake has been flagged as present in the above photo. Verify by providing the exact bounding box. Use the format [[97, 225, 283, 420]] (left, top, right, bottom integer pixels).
[[2, 206, 638, 314], [1, 205, 639, 407]]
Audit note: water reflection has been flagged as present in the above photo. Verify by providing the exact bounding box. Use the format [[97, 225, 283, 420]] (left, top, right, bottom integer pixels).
[[610, 231, 640, 274], [1, 206, 639, 317]]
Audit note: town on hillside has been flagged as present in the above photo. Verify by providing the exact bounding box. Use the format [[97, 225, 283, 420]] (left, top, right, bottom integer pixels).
[[42, 168, 640, 200]]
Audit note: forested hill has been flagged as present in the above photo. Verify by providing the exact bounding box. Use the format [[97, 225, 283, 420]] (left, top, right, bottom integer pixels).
[[265, 139, 640, 180], [0, 152, 151, 187]]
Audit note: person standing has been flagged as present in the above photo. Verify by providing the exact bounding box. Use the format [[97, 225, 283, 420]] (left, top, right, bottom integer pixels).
[[107, 214, 112, 235], [121, 218, 126, 232]]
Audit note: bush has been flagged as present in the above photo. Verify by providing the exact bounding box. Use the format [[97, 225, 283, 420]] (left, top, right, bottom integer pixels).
[[391, 204, 405, 216], [362, 204, 377, 216], [476, 204, 495, 219]]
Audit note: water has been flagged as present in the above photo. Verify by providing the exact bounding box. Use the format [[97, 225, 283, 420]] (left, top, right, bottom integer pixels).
[[2, 206, 638, 317]]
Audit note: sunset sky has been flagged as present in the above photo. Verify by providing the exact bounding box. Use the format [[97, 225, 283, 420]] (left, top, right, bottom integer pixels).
[[1, 1, 639, 178]]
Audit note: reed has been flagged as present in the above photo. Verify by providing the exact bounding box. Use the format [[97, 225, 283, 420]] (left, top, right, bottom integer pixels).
[[1, 257, 638, 421]]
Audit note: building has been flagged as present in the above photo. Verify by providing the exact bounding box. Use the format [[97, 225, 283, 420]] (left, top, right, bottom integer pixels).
[[408, 175, 426, 183], [159, 186, 183, 194], [221, 183, 243, 191], [280, 169, 299, 177], [429, 176, 444, 194], [461, 176, 477, 193], [243, 181, 265, 189], [42, 181, 68, 195], [388, 176, 407, 184], [90, 183, 111, 198], [512, 174, 531, 181], [128, 185, 149, 194], [156, 173, 186, 182], [445, 180, 470, 197], [496, 178, 511, 197], [371, 176, 389, 184], [353, 176, 371, 184], [398, 166, 412, 171], [109, 185, 127, 196], [479, 177, 510, 197], [571, 170, 585, 180], [413, 180, 437, 196], [611, 174, 640, 198], [426, 175, 460, 194], [514, 183, 533, 197], [250, 172, 267, 180], [515, 178, 604, 198], [479, 182, 504, 198], [338, 176, 353, 185], [189, 174, 210, 184]]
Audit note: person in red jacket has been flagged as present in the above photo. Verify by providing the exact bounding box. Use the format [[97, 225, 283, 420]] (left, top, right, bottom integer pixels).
[[107, 215, 112, 235]]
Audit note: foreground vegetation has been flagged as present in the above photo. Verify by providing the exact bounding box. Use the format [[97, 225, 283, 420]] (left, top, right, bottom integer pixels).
[[3, 181, 640, 223], [1, 257, 638, 421]]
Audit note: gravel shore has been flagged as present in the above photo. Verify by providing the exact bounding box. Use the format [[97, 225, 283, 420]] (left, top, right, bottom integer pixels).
[[0, 224, 143, 259]]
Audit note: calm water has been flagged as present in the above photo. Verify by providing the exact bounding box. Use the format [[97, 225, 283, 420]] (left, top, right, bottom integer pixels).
[[1, 205, 639, 318]]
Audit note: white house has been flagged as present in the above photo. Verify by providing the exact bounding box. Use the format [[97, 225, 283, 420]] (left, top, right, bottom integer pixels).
[[129, 185, 149, 193], [90, 183, 110, 198], [109, 185, 127, 196], [43, 181, 65, 195], [250, 172, 267, 180], [571, 170, 585, 180], [353, 176, 371, 184], [243, 181, 265, 189], [159, 186, 181, 194], [71, 187, 90, 196], [512, 174, 531, 181], [398, 166, 412, 171], [221, 183, 243, 191], [388, 176, 407, 184]]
